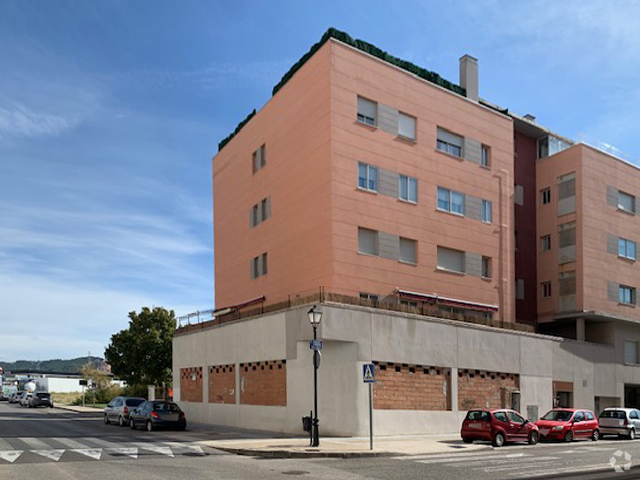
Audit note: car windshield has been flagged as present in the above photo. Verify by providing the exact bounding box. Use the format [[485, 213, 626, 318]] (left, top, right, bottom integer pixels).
[[541, 410, 573, 421], [126, 398, 145, 407], [37, 393, 50, 398], [600, 410, 626, 419], [465, 411, 490, 421], [153, 402, 181, 413]]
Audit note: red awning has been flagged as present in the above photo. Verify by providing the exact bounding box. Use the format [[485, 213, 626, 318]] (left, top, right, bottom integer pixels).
[[396, 289, 498, 312]]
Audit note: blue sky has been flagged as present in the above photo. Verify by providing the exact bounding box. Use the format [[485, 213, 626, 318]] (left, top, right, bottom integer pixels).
[[1, 1, 639, 362]]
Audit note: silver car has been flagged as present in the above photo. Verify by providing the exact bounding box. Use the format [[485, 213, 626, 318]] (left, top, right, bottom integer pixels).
[[104, 396, 146, 427], [19, 392, 33, 407], [599, 407, 640, 439]]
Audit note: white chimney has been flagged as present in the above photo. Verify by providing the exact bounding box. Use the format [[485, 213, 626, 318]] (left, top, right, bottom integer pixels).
[[459, 55, 478, 101]]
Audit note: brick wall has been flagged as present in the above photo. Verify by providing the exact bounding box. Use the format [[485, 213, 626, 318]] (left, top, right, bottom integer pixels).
[[373, 362, 452, 411], [239, 360, 287, 406], [208, 364, 236, 404], [457, 369, 519, 410], [180, 367, 203, 403]]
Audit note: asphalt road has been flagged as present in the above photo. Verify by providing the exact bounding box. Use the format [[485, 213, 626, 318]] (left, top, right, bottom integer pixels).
[[3, 401, 640, 479]]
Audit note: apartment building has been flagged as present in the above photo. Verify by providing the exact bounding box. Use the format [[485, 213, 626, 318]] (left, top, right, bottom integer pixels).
[[174, 29, 640, 435]]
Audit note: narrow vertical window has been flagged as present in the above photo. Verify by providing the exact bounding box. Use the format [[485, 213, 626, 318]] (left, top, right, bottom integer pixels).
[[481, 145, 490, 167], [399, 175, 418, 203], [358, 163, 378, 192], [482, 256, 491, 278], [541, 188, 551, 205], [541, 282, 552, 298], [481, 200, 492, 223]]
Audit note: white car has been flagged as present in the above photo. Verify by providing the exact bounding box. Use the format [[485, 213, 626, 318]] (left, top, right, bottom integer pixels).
[[598, 408, 640, 439], [19, 392, 33, 407]]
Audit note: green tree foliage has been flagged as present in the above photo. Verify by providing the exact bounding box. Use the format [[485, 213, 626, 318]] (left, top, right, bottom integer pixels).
[[104, 307, 175, 388]]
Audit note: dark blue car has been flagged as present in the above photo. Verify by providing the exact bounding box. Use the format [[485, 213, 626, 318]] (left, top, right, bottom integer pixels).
[[129, 400, 186, 431]]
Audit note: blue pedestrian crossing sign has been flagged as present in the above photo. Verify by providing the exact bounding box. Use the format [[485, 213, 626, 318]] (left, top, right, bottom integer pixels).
[[363, 363, 375, 383]]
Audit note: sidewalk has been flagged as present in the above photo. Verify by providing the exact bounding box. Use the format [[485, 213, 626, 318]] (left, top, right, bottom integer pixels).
[[55, 404, 104, 414], [199, 433, 489, 458]]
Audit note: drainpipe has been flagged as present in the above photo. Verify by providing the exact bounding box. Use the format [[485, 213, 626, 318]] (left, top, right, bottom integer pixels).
[[493, 169, 510, 322]]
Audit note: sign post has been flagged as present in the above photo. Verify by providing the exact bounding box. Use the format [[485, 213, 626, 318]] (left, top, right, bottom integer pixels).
[[363, 363, 375, 450]]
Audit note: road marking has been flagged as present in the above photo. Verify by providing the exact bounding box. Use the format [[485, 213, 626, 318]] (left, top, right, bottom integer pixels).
[[416, 453, 529, 465], [0, 438, 12, 450], [50, 437, 89, 449], [31, 449, 65, 462], [449, 455, 558, 468], [163, 442, 205, 455], [79, 437, 121, 448], [70, 449, 102, 460], [106, 447, 138, 459], [481, 456, 560, 472], [393, 450, 496, 461], [137, 445, 174, 457], [18, 437, 51, 449], [0, 451, 23, 463], [508, 463, 611, 477]]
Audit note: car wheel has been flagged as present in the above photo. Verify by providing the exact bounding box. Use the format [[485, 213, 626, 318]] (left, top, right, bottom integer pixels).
[[104, 414, 110, 425], [528, 431, 539, 445], [564, 431, 573, 442], [629, 429, 636, 440], [462, 438, 473, 444], [592, 429, 599, 441], [118, 416, 125, 427], [492, 432, 505, 448], [178, 422, 186, 432], [130, 418, 136, 430], [146, 420, 153, 432]]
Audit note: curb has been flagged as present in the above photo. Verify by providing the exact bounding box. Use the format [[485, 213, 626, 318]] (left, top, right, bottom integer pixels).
[[214, 446, 398, 458], [54, 405, 103, 414]]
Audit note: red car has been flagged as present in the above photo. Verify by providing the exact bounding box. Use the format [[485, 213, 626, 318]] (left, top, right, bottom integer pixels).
[[461, 409, 539, 447], [535, 409, 599, 442]]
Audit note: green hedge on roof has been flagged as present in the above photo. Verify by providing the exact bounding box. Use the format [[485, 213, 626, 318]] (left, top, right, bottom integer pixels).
[[218, 28, 466, 152]]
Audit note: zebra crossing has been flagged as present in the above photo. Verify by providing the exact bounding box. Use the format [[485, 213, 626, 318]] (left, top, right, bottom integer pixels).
[[393, 445, 617, 478], [0, 436, 210, 464]]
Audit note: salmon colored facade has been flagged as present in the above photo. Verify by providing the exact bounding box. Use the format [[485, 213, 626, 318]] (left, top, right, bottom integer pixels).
[[213, 39, 515, 322]]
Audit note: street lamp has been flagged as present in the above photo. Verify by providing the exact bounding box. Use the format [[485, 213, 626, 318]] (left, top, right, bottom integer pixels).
[[308, 305, 322, 447]]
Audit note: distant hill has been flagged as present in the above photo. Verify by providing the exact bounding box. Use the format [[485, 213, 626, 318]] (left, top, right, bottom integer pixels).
[[0, 356, 106, 374]]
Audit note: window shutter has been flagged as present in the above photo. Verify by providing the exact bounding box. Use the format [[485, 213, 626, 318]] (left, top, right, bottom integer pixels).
[[437, 247, 464, 273], [357, 97, 377, 119], [399, 238, 417, 264], [437, 128, 463, 147], [358, 228, 378, 255], [398, 113, 416, 140]]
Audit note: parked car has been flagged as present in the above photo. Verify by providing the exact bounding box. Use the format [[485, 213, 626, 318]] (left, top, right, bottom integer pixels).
[[129, 400, 187, 432], [29, 392, 54, 408], [9, 391, 24, 404], [461, 409, 539, 447], [104, 396, 146, 426], [536, 409, 599, 442], [599, 408, 640, 439], [19, 392, 33, 407]]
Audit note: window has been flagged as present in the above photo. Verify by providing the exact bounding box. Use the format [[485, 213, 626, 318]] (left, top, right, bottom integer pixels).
[[400, 300, 418, 308], [357, 97, 377, 126], [586, 411, 595, 421], [493, 411, 509, 423], [398, 112, 416, 140], [538, 135, 571, 159], [358, 228, 378, 256], [482, 256, 491, 278], [619, 285, 636, 305], [573, 411, 585, 422], [251, 198, 270, 227], [437, 246, 465, 273], [399, 175, 418, 203], [541, 188, 551, 205], [359, 292, 379, 302], [541, 235, 551, 252], [625, 341, 638, 365], [619, 238, 636, 260], [436, 128, 463, 157], [516, 279, 525, 299], [399, 237, 417, 264], [357, 162, 378, 192], [437, 187, 465, 215], [481, 200, 492, 223], [619, 191, 636, 213], [251, 253, 268, 279], [481, 145, 490, 167], [508, 411, 525, 424], [541, 282, 552, 298], [252, 144, 266, 173]]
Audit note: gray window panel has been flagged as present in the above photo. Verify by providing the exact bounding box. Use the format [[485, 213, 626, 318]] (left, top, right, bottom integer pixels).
[[559, 272, 576, 296], [608, 281, 620, 301], [559, 295, 576, 312], [558, 224, 576, 247], [514, 185, 524, 206], [250, 207, 256, 228], [399, 237, 417, 264], [465, 252, 482, 277], [463, 137, 481, 164], [358, 228, 378, 256], [607, 185, 619, 207], [558, 246, 576, 264], [438, 247, 465, 273], [624, 340, 638, 365], [558, 196, 576, 216], [465, 195, 482, 221], [516, 279, 525, 299], [265, 197, 271, 220], [398, 113, 416, 140], [377, 103, 398, 135], [261, 253, 268, 276], [607, 234, 619, 254], [357, 97, 377, 125], [625, 341, 638, 365], [378, 168, 399, 197], [378, 231, 400, 260], [619, 191, 636, 213], [558, 177, 576, 200]]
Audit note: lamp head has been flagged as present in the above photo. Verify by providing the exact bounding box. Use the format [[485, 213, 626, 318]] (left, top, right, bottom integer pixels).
[[307, 305, 323, 327]]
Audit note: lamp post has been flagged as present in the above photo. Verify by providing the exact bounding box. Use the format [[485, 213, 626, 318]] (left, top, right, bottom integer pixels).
[[308, 305, 322, 447]]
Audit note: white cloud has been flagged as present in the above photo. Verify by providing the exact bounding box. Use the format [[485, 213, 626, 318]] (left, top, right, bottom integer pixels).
[[0, 104, 76, 139]]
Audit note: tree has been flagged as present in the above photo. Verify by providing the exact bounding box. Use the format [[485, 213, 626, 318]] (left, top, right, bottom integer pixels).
[[104, 307, 175, 388]]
